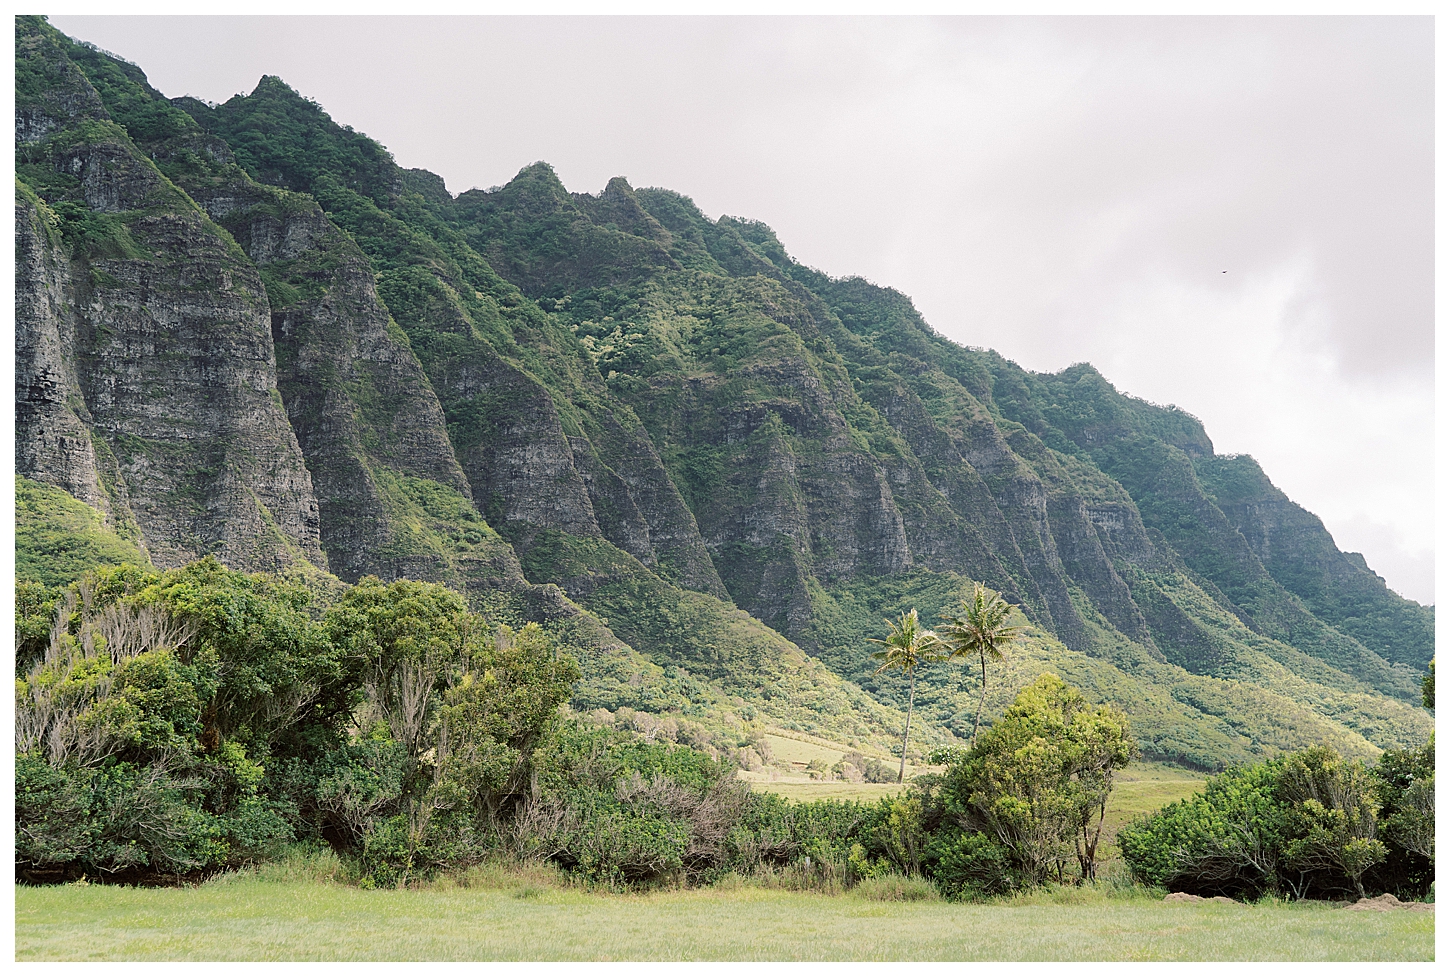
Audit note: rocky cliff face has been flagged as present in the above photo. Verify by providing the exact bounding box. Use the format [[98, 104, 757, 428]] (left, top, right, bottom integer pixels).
[[211, 183, 527, 592], [16, 16, 1433, 767], [14, 184, 112, 522], [1195, 453, 1434, 672], [15, 19, 323, 572]]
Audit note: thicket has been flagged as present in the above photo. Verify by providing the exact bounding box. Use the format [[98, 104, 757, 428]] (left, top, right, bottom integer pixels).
[[14, 560, 575, 885], [13, 559, 889, 888], [15, 559, 1142, 897], [1118, 738, 1434, 900]]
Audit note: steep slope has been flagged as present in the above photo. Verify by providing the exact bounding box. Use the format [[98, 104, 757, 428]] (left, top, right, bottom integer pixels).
[[1193, 452, 1434, 672], [445, 168, 1429, 743], [15, 474, 148, 586], [736, 237, 1425, 706], [164, 68, 936, 753], [179, 82, 728, 600], [46, 30, 520, 595], [15, 18, 323, 572], [458, 177, 1048, 644], [15, 18, 1432, 770], [14, 24, 928, 757], [983, 360, 1423, 701]]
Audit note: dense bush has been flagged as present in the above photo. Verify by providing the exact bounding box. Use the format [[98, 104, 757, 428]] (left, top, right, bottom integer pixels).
[[14, 561, 579, 885], [1118, 739, 1434, 900], [15, 559, 323, 880]]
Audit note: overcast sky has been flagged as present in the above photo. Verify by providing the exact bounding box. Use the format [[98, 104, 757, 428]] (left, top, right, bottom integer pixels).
[[52, 15, 1435, 605]]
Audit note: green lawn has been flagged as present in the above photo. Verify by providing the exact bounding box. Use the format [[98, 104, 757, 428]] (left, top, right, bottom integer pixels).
[[15, 878, 1433, 961]]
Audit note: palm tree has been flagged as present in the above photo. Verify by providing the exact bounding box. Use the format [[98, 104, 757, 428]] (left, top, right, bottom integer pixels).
[[936, 583, 1025, 749], [871, 608, 942, 783]]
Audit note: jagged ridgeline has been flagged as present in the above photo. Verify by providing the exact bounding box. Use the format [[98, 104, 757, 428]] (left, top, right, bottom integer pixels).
[[14, 16, 1433, 769]]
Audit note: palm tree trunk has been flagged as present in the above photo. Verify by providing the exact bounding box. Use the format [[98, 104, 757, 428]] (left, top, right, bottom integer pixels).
[[898, 668, 916, 783], [971, 651, 988, 749]]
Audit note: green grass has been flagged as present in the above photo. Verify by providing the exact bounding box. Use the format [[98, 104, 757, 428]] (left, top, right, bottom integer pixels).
[[15, 877, 1432, 961], [741, 760, 1204, 821], [1101, 765, 1207, 854], [761, 731, 850, 766], [744, 779, 907, 802], [15, 475, 149, 586]]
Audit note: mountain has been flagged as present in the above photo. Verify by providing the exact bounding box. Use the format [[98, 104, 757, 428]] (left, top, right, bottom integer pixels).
[[14, 16, 1433, 769]]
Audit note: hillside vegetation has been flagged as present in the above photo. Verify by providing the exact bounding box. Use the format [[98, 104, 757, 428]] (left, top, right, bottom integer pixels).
[[14, 15, 1433, 776]]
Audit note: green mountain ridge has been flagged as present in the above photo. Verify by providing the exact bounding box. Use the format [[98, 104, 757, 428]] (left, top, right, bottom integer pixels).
[[14, 16, 1433, 770]]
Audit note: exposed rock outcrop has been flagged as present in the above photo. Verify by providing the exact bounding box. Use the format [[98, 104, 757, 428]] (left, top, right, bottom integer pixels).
[[15, 19, 324, 571]]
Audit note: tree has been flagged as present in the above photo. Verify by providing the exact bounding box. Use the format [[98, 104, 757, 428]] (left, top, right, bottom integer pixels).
[[1368, 736, 1434, 896], [324, 577, 478, 761], [935, 583, 1026, 748], [1423, 657, 1434, 709], [935, 673, 1134, 887], [870, 608, 942, 783], [1277, 745, 1386, 899]]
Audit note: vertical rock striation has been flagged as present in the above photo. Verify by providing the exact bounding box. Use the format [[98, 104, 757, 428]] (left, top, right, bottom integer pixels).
[[15, 16, 323, 572]]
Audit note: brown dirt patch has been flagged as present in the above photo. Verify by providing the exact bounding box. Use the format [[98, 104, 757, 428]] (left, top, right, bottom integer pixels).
[[1343, 894, 1434, 913]]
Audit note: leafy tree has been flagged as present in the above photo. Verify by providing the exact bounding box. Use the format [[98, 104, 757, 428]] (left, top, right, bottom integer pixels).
[[934, 583, 1025, 748], [870, 608, 942, 783], [14, 564, 299, 880], [323, 577, 478, 761], [315, 578, 584, 884], [433, 621, 580, 820], [1276, 746, 1386, 899], [1423, 657, 1434, 709], [1368, 736, 1434, 897], [935, 673, 1134, 886], [132, 557, 344, 751], [14, 577, 65, 673]]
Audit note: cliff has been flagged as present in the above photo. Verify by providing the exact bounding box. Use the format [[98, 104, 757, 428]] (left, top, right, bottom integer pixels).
[[14, 16, 1433, 767]]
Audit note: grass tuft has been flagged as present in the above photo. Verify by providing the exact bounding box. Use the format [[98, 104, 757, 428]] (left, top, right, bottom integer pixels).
[[853, 874, 940, 902], [204, 846, 347, 888]]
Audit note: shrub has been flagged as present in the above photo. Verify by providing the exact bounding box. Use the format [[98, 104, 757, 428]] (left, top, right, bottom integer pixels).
[[1117, 760, 1287, 898], [508, 720, 755, 887], [837, 750, 898, 784], [923, 830, 1018, 898], [15, 752, 291, 882], [1118, 742, 1430, 900]]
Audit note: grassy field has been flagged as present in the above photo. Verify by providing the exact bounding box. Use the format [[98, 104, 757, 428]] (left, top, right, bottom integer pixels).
[[754, 730, 930, 777], [15, 875, 1432, 961], [1099, 763, 1207, 857], [743, 761, 1206, 836], [744, 779, 907, 802]]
